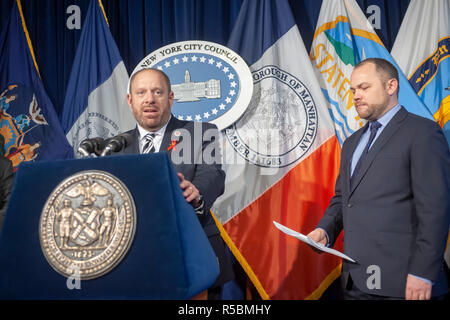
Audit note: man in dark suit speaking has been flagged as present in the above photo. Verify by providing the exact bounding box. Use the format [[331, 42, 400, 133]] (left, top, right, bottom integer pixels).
[[114, 68, 234, 299], [308, 58, 450, 300]]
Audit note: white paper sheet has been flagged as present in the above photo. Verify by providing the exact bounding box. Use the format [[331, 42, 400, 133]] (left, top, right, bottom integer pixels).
[[273, 221, 356, 263]]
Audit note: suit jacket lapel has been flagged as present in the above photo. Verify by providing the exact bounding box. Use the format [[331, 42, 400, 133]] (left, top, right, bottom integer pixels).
[[122, 117, 183, 156], [121, 127, 140, 155], [349, 107, 408, 195], [160, 116, 183, 156]]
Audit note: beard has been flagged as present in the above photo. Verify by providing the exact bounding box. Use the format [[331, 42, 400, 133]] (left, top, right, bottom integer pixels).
[[356, 99, 390, 121]]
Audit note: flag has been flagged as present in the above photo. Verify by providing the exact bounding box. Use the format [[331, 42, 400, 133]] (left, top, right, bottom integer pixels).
[[310, 0, 433, 146], [391, 0, 450, 145], [0, 0, 73, 170], [62, 0, 135, 155], [391, 0, 450, 273], [212, 0, 342, 300]]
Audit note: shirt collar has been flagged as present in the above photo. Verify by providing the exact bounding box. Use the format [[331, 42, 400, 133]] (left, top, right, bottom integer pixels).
[[376, 104, 401, 128], [137, 115, 171, 141]]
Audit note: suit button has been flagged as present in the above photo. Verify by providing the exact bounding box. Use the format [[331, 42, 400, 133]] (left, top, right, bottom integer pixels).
[[347, 203, 353, 208]]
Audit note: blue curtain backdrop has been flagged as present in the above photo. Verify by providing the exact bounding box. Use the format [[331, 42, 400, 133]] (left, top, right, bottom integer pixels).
[[0, 0, 410, 119]]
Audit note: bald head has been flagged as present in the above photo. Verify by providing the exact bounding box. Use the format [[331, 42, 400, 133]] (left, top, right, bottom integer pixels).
[[129, 68, 172, 94]]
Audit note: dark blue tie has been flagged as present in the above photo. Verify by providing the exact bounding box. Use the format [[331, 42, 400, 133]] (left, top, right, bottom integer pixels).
[[350, 121, 382, 189]]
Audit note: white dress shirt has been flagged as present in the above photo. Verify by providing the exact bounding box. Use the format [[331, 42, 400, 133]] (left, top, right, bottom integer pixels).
[[136, 116, 171, 154]]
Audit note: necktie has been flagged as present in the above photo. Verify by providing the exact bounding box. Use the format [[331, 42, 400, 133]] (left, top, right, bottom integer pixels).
[[142, 133, 156, 154], [350, 121, 382, 188]]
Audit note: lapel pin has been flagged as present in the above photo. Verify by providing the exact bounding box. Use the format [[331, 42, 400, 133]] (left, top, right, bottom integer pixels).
[[168, 140, 177, 151]]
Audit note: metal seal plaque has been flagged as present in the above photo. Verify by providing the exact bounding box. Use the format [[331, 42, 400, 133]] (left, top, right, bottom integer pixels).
[[39, 170, 136, 280]]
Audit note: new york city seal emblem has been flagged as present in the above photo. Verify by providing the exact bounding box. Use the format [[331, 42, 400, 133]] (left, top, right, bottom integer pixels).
[[39, 170, 136, 280]]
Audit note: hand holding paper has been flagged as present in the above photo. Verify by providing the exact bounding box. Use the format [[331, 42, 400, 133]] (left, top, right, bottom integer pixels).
[[306, 228, 328, 247], [273, 221, 356, 263]]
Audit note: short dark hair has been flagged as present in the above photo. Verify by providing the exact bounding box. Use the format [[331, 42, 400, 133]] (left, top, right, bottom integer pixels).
[[129, 68, 172, 93], [355, 58, 399, 95]]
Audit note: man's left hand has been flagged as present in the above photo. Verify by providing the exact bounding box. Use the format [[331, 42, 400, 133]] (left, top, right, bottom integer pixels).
[[405, 274, 432, 300], [177, 173, 201, 208]]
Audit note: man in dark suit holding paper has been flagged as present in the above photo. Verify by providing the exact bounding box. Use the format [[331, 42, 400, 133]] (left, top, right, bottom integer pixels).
[[113, 68, 234, 299], [308, 58, 450, 300]]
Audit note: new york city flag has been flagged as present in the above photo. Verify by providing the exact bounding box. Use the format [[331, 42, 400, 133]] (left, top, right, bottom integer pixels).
[[62, 0, 135, 155]]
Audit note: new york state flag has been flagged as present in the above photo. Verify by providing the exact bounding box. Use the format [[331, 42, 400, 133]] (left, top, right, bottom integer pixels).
[[0, 0, 73, 170]]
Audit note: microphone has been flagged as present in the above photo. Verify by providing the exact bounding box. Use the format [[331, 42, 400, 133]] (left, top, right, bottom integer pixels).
[[100, 132, 133, 156], [77, 137, 106, 157]]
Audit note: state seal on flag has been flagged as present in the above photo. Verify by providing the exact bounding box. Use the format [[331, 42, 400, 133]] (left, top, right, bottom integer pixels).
[[0, 84, 47, 169], [39, 170, 136, 280], [226, 66, 318, 168], [131, 41, 253, 131]]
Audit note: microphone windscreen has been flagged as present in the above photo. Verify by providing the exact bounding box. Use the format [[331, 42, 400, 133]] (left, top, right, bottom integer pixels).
[[79, 139, 95, 153]]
